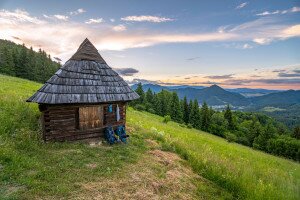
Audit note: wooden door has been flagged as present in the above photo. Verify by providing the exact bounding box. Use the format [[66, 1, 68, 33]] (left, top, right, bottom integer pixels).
[[79, 106, 103, 130]]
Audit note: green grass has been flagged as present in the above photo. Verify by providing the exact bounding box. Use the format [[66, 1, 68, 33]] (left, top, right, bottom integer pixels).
[[0, 74, 299, 199], [127, 109, 300, 200], [0, 75, 147, 199], [0, 74, 227, 199]]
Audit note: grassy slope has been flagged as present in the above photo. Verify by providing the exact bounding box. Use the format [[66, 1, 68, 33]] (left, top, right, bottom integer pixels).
[[0, 74, 299, 199], [127, 109, 300, 199], [0, 74, 227, 199]]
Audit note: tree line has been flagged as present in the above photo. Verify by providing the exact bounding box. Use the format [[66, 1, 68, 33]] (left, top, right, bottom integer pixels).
[[131, 83, 300, 161], [0, 39, 60, 83]]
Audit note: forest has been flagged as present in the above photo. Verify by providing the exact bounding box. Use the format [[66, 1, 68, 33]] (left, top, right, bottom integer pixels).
[[0, 39, 60, 83], [131, 83, 300, 161]]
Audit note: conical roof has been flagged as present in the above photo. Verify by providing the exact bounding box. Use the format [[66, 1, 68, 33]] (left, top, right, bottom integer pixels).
[[27, 38, 139, 104]]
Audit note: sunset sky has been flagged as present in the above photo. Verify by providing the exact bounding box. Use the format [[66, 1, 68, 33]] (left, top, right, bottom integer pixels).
[[0, 0, 300, 89]]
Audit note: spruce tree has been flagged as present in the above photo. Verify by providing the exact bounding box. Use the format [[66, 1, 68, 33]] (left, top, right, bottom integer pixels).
[[224, 104, 235, 130], [253, 121, 276, 151], [201, 102, 210, 131], [170, 92, 183, 122], [188, 99, 193, 124], [182, 96, 189, 124], [135, 83, 145, 104], [192, 100, 201, 129], [293, 126, 300, 139], [145, 88, 154, 104], [0, 46, 15, 76]]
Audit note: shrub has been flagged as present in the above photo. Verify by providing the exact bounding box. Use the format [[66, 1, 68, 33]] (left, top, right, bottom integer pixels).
[[147, 108, 156, 114], [267, 136, 300, 161], [179, 124, 187, 128], [187, 123, 193, 129], [163, 115, 171, 123], [134, 104, 146, 111], [225, 132, 237, 143]]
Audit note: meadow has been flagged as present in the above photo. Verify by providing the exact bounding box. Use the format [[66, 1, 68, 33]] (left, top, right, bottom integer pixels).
[[0, 74, 299, 199]]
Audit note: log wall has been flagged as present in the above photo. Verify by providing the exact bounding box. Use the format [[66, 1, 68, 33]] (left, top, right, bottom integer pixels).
[[40, 102, 126, 142]]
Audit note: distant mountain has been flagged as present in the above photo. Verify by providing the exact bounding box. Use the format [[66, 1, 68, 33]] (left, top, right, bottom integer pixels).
[[131, 84, 168, 93], [172, 85, 250, 106], [131, 83, 205, 93], [131, 83, 300, 108], [131, 83, 300, 127], [167, 85, 206, 90], [227, 88, 280, 97], [251, 90, 300, 107]]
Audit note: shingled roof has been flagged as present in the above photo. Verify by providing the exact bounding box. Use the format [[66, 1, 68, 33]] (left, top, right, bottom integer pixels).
[[27, 38, 139, 104]]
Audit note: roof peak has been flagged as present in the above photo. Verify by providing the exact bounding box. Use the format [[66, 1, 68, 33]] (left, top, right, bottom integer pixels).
[[70, 38, 106, 63]]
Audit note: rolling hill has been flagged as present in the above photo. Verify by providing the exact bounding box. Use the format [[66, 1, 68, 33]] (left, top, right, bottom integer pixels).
[[251, 90, 300, 107], [132, 83, 300, 108], [172, 84, 250, 106], [1, 74, 300, 199], [0, 74, 299, 199]]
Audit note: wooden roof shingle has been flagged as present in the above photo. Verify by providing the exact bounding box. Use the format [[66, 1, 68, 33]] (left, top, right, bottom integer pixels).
[[27, 38, 139, 104]]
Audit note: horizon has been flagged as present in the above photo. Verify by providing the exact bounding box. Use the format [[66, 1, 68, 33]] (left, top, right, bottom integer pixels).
[[131, 82, 296, 91], [0, 0, 300, 90]]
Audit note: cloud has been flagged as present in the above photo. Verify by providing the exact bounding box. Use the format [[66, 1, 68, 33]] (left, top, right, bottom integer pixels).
[[110, 18, 115, 22], [0, 9, 45, 24], [112, 24, 126, 32], [236, 2, 248, 9], [293, 69, 300, 73], [205, 74, 235, 79], [186, 56, 201, 61], [113, 67, 139, 76], [53, 57, 62, 62], [253, 38, 273, 45], [126, 78, 159, 85], [1, 9, 300, 62], [121, 15, 174, 23], [223, 77, 300, 86], [43, 14, 69, 21], [278, 72, 300, 77], [256, 6, 300, 16], [53, 15, 69, 21], [69, 8, 86, 16], [12, 36, 21, 40], [85, 18, 104, 24], [242, 43, 252, 49], [272, 69, 286, 73]]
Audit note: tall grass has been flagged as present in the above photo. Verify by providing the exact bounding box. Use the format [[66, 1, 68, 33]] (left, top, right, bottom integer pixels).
[[127, 108, 300, 200]]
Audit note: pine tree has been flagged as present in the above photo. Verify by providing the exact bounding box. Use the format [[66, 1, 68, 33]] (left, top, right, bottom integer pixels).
[[188, 99, 193, 124], [182, 96, 189, 124], [159, 90, 169, 116], [145, 88, 154, 104], [0, 46, 15, 76], [189, 100, 201, 128], [253, 121, 276, 151], [224, 104, 235, 130], [248, 118, 263, 145], [201, 102, 210, 131], [292, 126, 300, 139], [170, 92, 183, 122], [134, 83, 145, 104], [16, 44, 30, 79]]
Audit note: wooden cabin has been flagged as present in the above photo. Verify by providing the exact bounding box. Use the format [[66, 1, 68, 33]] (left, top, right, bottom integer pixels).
[[26, 38, 139, 142]]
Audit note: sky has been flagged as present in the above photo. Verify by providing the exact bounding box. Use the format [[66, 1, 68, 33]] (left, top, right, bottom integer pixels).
[[0, 0, 300, 90]]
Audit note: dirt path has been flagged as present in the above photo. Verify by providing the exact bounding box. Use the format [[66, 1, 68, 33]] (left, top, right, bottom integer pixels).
[[71, 139, 229, 200]]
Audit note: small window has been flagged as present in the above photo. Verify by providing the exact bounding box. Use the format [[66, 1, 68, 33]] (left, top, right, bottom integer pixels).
[[77, 106, 103, 130]]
